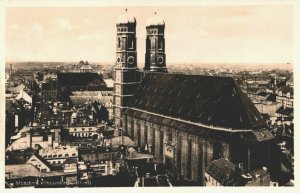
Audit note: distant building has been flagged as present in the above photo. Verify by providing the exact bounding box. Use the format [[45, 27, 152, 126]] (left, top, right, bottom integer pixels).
[[67, 126, 99, 138], [43, 72, 57, 82], [276, 86, 293, 108], [70, 90, 113, 105], [286, 76, 293, 87], [79, 147, 120, 164], [5, 149, 51, 178], [204, 158, 270, 186], [90, 160, 116, 176], [5, 164, 40, 187], [275, 106, 293, 118], [26, 153, 51, 173], [63, 158, 78, 173], [38, 145, 78, 165], [7, 131, 54, 151], [15, 90, 32, 105], [41, 81, 57, 101], [79, 60, 93, 73], [57, 72, 109, 101]]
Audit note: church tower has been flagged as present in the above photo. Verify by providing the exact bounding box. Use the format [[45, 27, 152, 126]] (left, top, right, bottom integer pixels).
[[144, 13, 167, 72], [113, 10, 140, 130]]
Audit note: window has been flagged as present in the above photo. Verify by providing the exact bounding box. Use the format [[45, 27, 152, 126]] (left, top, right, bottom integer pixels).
[[213, 141, 223, 160], [129, 39, 134, 49], [144, 125, 148, 145], [168, 130, 172, 142], [122, 37, 126, 50], [117, 38, 121, 48], [158, 41, 163, 50], [41, 169, 47, 172]]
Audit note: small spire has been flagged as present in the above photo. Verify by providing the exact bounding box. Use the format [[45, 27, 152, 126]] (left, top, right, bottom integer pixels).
[[125, 8, 127, 13], [154, 12, 157, 15]]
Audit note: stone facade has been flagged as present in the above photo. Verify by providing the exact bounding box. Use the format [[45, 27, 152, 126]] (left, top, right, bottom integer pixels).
[[122, 116, 239, 184], [123, 116, 270, 185], [113, 13, 141, 130]]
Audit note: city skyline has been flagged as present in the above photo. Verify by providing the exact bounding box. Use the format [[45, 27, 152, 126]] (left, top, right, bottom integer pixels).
[[6, 6, 292, 65]]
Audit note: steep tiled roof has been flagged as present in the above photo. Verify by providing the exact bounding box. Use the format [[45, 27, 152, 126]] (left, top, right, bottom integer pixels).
[[205, 158, 246, 186], [125, 73, 266, 130]]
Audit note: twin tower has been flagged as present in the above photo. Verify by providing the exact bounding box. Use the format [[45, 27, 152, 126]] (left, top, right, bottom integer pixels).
[[113, 10, 167, 129]]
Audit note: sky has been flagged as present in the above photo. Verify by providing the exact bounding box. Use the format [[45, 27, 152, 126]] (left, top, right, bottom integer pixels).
[[5, 6, 293, 66]]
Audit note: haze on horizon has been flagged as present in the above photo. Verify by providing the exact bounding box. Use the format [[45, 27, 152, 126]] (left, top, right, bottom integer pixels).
[[6, 6, 292, 67]]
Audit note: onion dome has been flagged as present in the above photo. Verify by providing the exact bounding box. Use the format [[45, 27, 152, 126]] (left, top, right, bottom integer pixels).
[[116, 9, 136, 25], [146, 12, 165, 27]]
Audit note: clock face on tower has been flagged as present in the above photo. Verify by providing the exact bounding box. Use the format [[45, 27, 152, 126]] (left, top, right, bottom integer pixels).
[[158, 56, 164, 65], [117, 57, 121, 65], [127, 56, 135, 66]]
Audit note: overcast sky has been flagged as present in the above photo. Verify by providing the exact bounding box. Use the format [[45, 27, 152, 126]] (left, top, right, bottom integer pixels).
[[5, 6, 292, 65]]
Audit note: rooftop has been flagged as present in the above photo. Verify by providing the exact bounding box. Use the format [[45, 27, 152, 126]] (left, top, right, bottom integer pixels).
[[125, 73, 266, 131]]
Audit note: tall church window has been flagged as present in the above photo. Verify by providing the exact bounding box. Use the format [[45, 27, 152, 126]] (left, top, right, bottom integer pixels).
[[152, 127, 156, 154], [137, 122, 141, 147], [177, 134, 182, 173], [144, 124, 148, 145], [160, 129, 164, 156], [168, 130, 172, 142], [117, 38, 121, 48], [187, 138, 192, 179], [122, 37, 126, 50], [158, 40, 163, 50], [151, 39, 155, 50], [130, 119, 134, 139], [213, 141, 223, 160], [129, 39, 134, 49], [146, 38, 150, 51]]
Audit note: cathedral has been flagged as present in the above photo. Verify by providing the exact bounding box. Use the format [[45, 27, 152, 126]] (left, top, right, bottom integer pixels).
[[113, 11, 275, 185]]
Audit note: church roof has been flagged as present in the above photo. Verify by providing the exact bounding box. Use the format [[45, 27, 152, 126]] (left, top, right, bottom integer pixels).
[[125, 73, 266, 131]]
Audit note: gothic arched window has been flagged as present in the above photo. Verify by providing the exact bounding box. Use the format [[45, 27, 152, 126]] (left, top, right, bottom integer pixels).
[[213, 141, 223, 160], [158, 40, 163, 50], [129, 39, 134, 49], [117, 38, 121, 48]]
